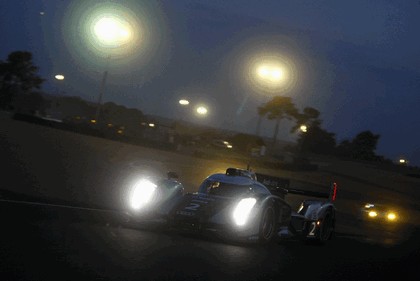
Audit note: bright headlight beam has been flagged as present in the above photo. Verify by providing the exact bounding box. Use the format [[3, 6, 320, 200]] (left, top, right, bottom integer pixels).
[[233, 198, 257, 226], [130, 179, 157, 210]]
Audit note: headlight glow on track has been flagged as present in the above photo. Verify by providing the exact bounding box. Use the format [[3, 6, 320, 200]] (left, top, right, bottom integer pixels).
[[130, 179, 157, 210], [232, 198, 257, 226]]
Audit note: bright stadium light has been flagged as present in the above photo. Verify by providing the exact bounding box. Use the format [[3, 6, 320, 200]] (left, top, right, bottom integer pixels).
[[55, 74, 65, 80], [93, 16, 132, 47], [196, 106, 208, 116], [179, 99, 190, 105], [257, 64, 284, 82]]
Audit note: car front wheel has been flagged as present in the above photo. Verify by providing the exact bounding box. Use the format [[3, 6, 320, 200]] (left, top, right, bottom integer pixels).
[[258, 205, 276, 244]]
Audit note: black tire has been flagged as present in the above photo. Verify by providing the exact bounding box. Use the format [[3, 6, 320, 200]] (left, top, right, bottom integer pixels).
[[258, 205, 276, 244], [318, 209, 334, 243]]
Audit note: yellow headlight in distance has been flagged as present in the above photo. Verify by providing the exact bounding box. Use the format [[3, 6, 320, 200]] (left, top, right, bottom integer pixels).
[[368, 211, 378, 218], [387, 212, 397, 221]]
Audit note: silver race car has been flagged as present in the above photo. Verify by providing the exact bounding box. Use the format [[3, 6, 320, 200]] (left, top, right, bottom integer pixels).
[[127, 167, 337, 244]]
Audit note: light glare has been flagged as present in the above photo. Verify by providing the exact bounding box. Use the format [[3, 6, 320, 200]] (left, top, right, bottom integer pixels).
[[55, 74, 65, 80], [196, 106, 208, 115], [300, 125, 308, 133], [368, 211, 378, 218], [233, 198, 257, 226], [93, 16, 132, 46], [387, 212, 397, 221], [130, 179, 157, 210]]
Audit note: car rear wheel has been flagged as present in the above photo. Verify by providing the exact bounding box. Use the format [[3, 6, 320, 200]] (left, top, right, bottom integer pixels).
[[259, 205, 276, 244]]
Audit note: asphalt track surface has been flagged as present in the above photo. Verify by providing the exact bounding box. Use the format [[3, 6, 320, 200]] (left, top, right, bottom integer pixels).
[[1, 116, 420, 280]]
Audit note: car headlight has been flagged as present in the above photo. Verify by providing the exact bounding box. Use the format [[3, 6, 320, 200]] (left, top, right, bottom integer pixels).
[[387, 212, 397, 221], [368, 211, 378, 218], [232, 198, 257, 226], [130, 179, 157, 210]]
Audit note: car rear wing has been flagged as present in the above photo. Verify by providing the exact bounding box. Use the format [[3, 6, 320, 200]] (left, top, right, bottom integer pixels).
[[255, 173, 337, 202]]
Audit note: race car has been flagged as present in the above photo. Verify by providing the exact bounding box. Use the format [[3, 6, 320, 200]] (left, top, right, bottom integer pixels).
[[360, 203, 399, 223], [127, 167, 337, 244], [126, 171, 185, 221]]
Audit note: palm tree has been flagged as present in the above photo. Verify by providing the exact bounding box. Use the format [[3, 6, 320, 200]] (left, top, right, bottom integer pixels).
[[259, 96, 298, 144]]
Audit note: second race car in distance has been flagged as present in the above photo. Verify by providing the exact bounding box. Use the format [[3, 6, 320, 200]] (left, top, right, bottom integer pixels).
[[154, 168, 338, 244], [359, 203, 401, 226]]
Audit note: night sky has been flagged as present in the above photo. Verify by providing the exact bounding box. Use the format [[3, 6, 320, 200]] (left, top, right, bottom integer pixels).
[[1, 0, 419, 165]]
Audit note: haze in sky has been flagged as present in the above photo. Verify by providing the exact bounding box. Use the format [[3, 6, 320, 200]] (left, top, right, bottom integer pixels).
[[1, 0, 419, 165]]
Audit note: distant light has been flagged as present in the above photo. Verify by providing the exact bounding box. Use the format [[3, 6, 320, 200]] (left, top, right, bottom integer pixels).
[[179, 99, 189, 105], [148, 123, 155, 127], [196, 106, 208, 115], [300, 125, 308, 133], [107, 123, 113, 127], [387, 212, 397, 221], [368, 211, 377, 218], [40, 12, 45, 16], [117, 129, 123, 134], [399, 158, 407, 164], [55, 74, 65, 80], [90, 119, 97, 124], [227, 144, 233, 149], [223, 141, 229, 145]]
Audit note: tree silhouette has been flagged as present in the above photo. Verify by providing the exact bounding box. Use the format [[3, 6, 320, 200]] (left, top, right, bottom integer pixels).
[[258, 96, 298, 144], [336, 131, 380, 160], [298, 124, 336, 155], [0, 51, 44, 109]]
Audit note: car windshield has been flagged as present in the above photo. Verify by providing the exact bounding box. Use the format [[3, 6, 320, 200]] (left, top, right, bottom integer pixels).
[[1, 1, 420, 280], [198, 179, 251, 197]]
